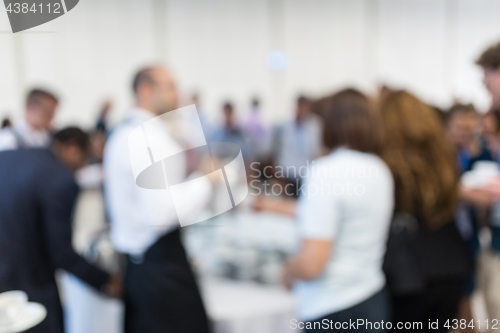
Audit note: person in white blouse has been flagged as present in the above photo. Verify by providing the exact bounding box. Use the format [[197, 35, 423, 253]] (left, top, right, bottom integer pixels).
[[0, 89, 58, 151], [258, 89, 394, 332], [103, 66, 212, 333]]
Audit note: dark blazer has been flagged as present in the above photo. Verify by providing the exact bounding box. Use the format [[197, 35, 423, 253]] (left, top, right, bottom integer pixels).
[[0, 149, 109, 333]]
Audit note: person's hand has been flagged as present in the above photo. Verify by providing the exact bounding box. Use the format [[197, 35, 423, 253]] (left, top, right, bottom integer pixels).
[[198, 155, 223, 184], [483, 178, 500, 201], [252, 195, 268, 211], [104, 273, 123, 298], [252, 195, 297, 217], [252, 196, 282, 212], [460, 186, 494, 207], [100, 100, 112, 118], [205, 168, 223, 184]]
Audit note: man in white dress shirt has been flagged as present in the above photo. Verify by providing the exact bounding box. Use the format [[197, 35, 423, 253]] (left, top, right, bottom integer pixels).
[[0, 89, 58, 151], [104, 66, 211, 333]]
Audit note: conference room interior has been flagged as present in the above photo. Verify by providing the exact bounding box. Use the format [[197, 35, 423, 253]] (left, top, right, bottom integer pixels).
[[3, 1, 500, 333]]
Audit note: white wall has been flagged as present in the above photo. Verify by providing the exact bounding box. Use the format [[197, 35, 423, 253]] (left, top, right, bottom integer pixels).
[[0, 0, 499, 128]]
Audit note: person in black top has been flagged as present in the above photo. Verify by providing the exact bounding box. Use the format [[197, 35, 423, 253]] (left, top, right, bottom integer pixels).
[[380, 91, 473, 332], [0, 127, 121, 333]]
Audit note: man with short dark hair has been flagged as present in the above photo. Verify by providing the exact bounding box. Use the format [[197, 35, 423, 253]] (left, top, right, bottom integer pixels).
[[477, 42, 500, 107], [0, 88, 59, 150], [0, 127, 121, 333]]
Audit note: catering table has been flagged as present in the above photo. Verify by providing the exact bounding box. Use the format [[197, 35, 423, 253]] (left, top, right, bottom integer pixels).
[[183, 209, 300, 284], [186, 209, 301, 333], [201, 278, 297, 333]]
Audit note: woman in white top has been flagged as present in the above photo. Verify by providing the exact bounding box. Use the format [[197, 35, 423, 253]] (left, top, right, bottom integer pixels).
[[283, 89, 394, 332]]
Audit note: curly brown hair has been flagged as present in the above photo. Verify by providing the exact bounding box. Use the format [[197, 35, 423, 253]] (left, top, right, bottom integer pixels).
[[380, 91, 459, 229]]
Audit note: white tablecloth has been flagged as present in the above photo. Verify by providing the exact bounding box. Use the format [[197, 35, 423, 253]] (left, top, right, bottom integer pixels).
[[61, 273, 123, 333], [201, 278, 297, 333]]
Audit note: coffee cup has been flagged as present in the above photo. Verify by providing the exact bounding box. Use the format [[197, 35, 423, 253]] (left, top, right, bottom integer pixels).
[[0, 291, 28, 328]]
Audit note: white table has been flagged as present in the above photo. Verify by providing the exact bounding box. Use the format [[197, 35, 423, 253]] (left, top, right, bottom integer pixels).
[[201, 278, 298, 333]]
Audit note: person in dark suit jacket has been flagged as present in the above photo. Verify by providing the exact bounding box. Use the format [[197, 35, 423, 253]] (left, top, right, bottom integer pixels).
[[0, 127, 121, 333]]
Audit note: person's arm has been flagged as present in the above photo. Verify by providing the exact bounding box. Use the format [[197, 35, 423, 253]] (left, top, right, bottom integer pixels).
[[253, 196, 297, 217], [482, 177, 500, 201], [282, 166, 339, 289], [283, 239, 332, 288], [39, 174, 115, 294]]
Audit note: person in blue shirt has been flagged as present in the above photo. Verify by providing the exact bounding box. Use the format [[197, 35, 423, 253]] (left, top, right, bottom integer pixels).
[[210, 101, 250, 160]]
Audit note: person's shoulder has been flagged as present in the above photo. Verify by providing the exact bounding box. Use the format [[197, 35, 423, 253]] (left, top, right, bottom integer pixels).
[[34, 149, 71, 173], [28, 148, 55, 161], [331, 148, 379, 163], [36, 150, 77, 190], [103, 120, 138, 168], [0, 127, 17, 151], [328, 149, 392, 176], [0, 148, 75, 186], [350, 151, 394, 186], [0, 148, 21, 171], [0, 147, 46, 161], [107, 120, 135, 140], [309, 153, 333, 168], [105, 120, 137, 153]]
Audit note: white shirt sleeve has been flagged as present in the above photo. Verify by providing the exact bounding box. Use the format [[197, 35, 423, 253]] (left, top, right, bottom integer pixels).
[[0, 128, 17, 151], [104, 121, 212, 254], [296, 169, 340, 241]]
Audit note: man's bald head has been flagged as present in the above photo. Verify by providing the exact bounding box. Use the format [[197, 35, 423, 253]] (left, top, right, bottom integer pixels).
[[132, 67, 156, 94], [132, 66, 179, 115]]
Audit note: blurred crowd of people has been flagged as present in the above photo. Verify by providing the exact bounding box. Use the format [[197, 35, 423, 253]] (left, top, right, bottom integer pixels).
[[2, 40, 500, 333]]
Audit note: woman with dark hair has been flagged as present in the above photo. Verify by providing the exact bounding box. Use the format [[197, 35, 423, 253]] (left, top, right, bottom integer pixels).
[[281, 89, 394, 332], [380, 91, 473, 332]]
